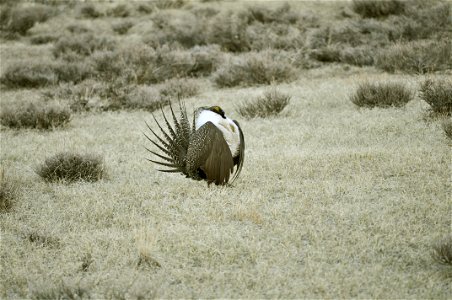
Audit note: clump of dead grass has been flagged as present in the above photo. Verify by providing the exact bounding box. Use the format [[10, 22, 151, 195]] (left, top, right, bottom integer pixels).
[[36, 152, 105, 182], [107, 3, 130, 18], [352, 0, 405, 18], [78, 3, 102, 19], [213, 51, 297, 87], [419, 78, 452, 115], [27, 231, 60, 248], [135, 227, 161, 269], [158, 78, 200, 100], [236, 89, 291, 119], [112, 20, 134, 35], [442, 119, 452, 139], [351, 82, 413, 108], [30, 282, 90, 300], [432, 237, 452, 266], [0, 170, 19, 213], [0, 102, 71, 129], [376, 40, 452, 74], [53, 33, 116, 60]]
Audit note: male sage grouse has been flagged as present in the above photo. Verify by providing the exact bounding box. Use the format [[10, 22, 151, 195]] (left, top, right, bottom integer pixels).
[[145, 102, 244, 185]]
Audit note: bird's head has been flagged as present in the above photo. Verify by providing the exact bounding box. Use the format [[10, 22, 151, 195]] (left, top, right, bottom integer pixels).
[[195, 105, 227, 120]]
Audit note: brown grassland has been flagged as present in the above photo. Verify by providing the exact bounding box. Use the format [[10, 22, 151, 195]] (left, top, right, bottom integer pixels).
[[0, 0, 451, 298]]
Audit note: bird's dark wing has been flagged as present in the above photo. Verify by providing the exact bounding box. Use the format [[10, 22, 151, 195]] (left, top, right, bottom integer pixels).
[[187, 122, 234, 185], [230, 120, 245, 183]]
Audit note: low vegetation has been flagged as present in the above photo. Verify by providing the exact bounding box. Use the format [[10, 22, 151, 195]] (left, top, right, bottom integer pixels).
[[442, 120, 452, 139], [0, 102, 71, 129], [30, 282, 90, 300], [352, 0, 405, 18], [419, 78, 452, 114], [213, 51, 297, 87], [36, 152, 105, 182], [0, 4, 55, 36], [0, 170, 18, 213], [236, 89, 290, 119], [351, 82, 413, 108], [432, 237, 452, 266]]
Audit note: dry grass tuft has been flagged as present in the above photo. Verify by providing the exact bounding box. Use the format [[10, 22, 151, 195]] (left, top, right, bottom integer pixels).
[[158, 78, 200, 100], [213, 51, 297, 87], [80, 253, 93, 272], [351, 82, 413, 108], [153, 0, 186, 10], [376, 40, 452, 74], [30, 282, 90, 300], [27, 231, 60, 248], [36, 152, 105, 182], [29, 33, 58, 45], [0, 4, 55, 36], [237, 89, 291, 119], [352, 0, 405, 18], [112, 20, 134, 35], [0, 102, 71, 129], [53, 33, 116, 60], [136, 227, 161, 268], [442, 119, 452, 139], [432, 237, 452, 266], [78, 3, 102, 19], [419, 78, 452, 115], [0, 170, 18, 213]]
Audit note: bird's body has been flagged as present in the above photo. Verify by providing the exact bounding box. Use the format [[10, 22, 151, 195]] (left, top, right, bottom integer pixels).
[[145, 102, 244, 185]]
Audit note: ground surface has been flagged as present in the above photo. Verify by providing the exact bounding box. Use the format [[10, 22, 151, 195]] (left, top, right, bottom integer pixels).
[[1, 0, 451, 298]]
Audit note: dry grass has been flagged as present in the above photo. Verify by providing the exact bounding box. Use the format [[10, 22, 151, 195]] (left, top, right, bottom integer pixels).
[[442, 119, 452, 139], [36, 152, 105, 182], [351, 0, 405, 18], [351, 81, 413, 108], [0, 1, 450, 298], [432, 237, 452, 266], [0, 170, 18, 212]]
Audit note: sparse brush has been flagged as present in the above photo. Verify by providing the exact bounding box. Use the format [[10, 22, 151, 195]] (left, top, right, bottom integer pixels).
[[352, 0, 405, 18], [112, 20, 134, 35], [0, 102, 71, 129], [0, 170, 18, 213], [37, 152, 105, 182], [351, 82, 413, 108], [213, 51, 297, 87], [0, 4, 55, 35], [158, 78, 200, 100], [53, 33, 116, 60], [0, 60, 93, 88], [153, 0, 186, 10], [29, 33, 58, 45], [432, 237, 452, 266], [27, 231, 60, 247], [309, 46, 341, 63], [247, 22, 305, 51], [247, 3, 299, 24], [107, 4, 130, 18], [206, 10, 251, 52], [376, 40, 452, 74], [30, 282, 90, 300], [339, 46, 374, 66], [419, 78, 452, 115], [442, 119, 452, 139], [237, 89, 291, 119], [79, 3, 101, 19]]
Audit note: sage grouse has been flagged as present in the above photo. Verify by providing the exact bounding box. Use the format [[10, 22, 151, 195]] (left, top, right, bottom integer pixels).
[[145, 102, 244, 185]]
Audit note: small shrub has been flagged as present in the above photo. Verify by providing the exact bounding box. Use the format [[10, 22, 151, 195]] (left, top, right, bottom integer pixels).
[[339, 46, 374, 66], [237, 89, 291, 119], [107, 4, 130, 18], [53, 33, 116, 60], [158, 78, 200, 100], [112, 20, 134, 35], [442, 119, 452, 139], [0, 60, 93, 88], [137, 3, 154, 14], [351, 82, 413, 108], [30, 282, 90, 300], [66, 23, 91, 34], [206, 10, 251, 52], [37, 152, 105, 182], [29, 33, 58, 44], [419, 79, 452, 114], [247, 23, 305, 50], [124, 85, 168, 112], [153, 0, 186, 10], [0, 170, 18, 213], [247, 3, 299, 24], [352, 0, 405, 18], [432, 237, 452, 266], [0, 4, 55, 35], [79, 3, 101, 19], [213, 51, 297, 87], [376, 40, 452, 74], [27, 231, 60, 247], [309, 46, 341, 63], [0, 102, 71, 129]]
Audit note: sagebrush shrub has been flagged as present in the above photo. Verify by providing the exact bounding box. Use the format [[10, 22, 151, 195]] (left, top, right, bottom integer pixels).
[[107, 4, 130, 18], [0, 4, 55, 35], [376, 40, 452, 74], [419, 79, 452, 114], [442, 119, 452, 139], [0, 171, 18, 212], [29, 33, 58, 45], [237, 89, 291, 119], [247, 3, 299, 24], [78, 4, 101, 18], [53, 33, 116, 60], [0, 60, 93, 88], [158, 78, 200, 100], [351, 82, 413, 108], [213, 51, 297, 87], [112, 20, 134, 35], [153, 0, 186, 10], [352, 0, 405, 18], [37, 152, 105, 182], [432, 237, 452, 266], [206, 11, 250, 52], [247, 22, 305, 50], [0, 102, 71, 129]]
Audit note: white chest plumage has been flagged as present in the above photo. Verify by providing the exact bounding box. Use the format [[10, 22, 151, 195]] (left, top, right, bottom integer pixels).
[[195, 110, 240, 157]]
